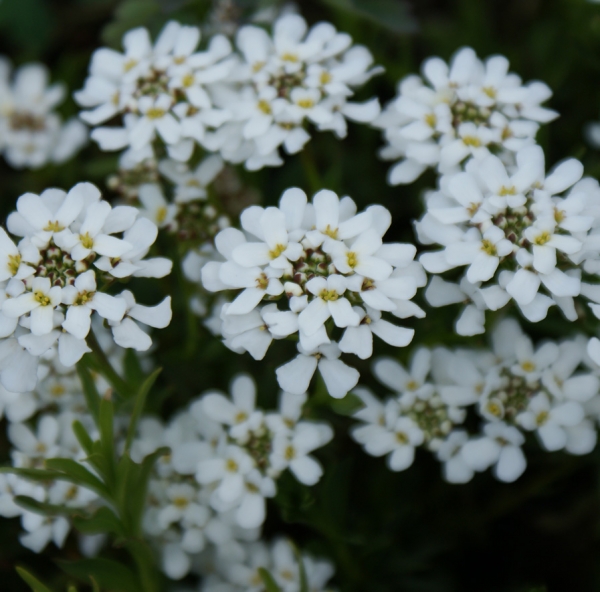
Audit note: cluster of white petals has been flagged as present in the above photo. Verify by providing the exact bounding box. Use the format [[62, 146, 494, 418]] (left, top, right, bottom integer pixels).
[[202, 187, 425, 398], [374, 47, 557, 185], [76, 20, 235, 166], [0, 182, 172, 391], [133, 373, 332, 579], [76, 14, 381, 171], [204, 13, 381, 170], [352, 318, 600, 483], [0, 58, 86, 169], [416, 145, 600, 334], [0, 329, 125, 554], [199, 537, 335, 592]]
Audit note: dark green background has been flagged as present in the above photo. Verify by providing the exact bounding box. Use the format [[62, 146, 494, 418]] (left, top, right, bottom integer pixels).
[[2, 0, 600, 590]]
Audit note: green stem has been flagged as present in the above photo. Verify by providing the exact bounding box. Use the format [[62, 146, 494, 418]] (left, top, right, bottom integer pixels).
[[124, 539, 161, 592], [300, 148, 323, 194], [86, 329, 131, 398]]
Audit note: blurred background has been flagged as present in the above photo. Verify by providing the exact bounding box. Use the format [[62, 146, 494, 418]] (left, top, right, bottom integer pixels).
[[2, 0, 600, 590]]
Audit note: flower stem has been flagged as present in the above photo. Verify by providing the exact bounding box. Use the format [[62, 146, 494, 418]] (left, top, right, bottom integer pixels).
[[86, 328, 131, 398], [300, 147, 323, 194]]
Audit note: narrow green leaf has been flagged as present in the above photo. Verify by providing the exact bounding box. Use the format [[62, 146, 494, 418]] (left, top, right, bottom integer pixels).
[[44, 458, 109, 499], [0, 466, 62, 482], [123, 447, 170, 536], [319, 0, 417, 33], [76, 361, 100, 424], [15, 566, 54, 592], [72, 420, 94, 456], [124, 367, 162, 454], [259, 567, 283, 592], [296, 548, 308, 592], [72, 506, 124, 537], [98, 395, 116, 488], [58, 558, 141, 592], [14, 495, 84, 518]]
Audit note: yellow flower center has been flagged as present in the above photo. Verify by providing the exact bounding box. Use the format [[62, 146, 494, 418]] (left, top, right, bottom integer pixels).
[[257, 99, 272, 114], [462, 135, 482, 147], [297, 98, 315, 109], [74, 291, 94, 306], [281, 52, 298, 62], [173, 56, 186, 65], [246, 482, 259, 493], [482, 86, 497, 99], [156, 206, 168, 224], [536, 410, 549, 426], [182, 73, 194, 88], [284, 445, 296, 461], [554, 208, 565, 224], [521, 360, 536, 372], [486, 402, 503, 417], [320, 289, 339, 302], [44, 221, 64, 232], [34, 291, 51, 306], [123, 58, 137, 72], [406, 380, 419, 391], [533, 231, 551, 246], [269, 244, 286, 259], [395, 432, 409, 444], [146, 107, 166, 120], [225, 458, 238, 472], [320, 71, 332, 84], [80, 232, 94, 250], [323, 224, 338, 239], [481, 239, 497, 256], [8, 253, 20, 275], [235, 411, 248, 424], [346, 251, 358, 268], [256, 274, 269, 290], [173, 496, 189, 509], [65, 485, 79, 500], [252, 61, 266, 73], [425, 113, 437, 127], [498, 185, 516, 196]]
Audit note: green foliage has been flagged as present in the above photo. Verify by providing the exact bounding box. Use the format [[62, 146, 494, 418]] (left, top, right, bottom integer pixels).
[[16, 567, 55, 592]]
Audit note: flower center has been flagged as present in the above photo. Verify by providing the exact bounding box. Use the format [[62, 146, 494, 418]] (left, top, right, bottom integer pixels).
[[146, 107, 166, 120], [536, 410, 549, 426], [521, 360, 536, 372], [235, 411, 248, 423], [74, 291, 94, 306], [395, 431, 409, 444], [44, 221, 64, 232], [346, 251, 358, 268], [498, 185, 516, 196], [281, 52, 298, 62], [320, 71, 332, 84], [8, 254, 20, 275], [323, 224, 338, 239], [182, 73, 194, 88], [156, 206, 168, 224], [481, 239, 497, 256], [80, 232, 94, 250], [533, 231, 551, 246], [269, 244, 286, 259], [257, 99, 272, 114], [320, 288, 339, 302], [297, 98, 315, 109], [34, 291, 51, 306], [225, 458, 239, 472], [425, 113, 437, 127], [462, 135, 482, 147], [284, 445, 296, 460], [173, 496, 189, 508]]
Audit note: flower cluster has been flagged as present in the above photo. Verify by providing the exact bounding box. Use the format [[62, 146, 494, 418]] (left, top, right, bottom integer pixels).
[[374, 47, 557, 184], [76, 20, 235, 166], [202, 187, 425, 398], [416, 145, 600, 334], [199, 537, 335, 592], [0, 58, 86, 169], [204, 13, 381, 170], [0, 182, 172, 392], [352, 318, 600, 483], [134, 374, 332, 579], [76, 14, 381, 171]]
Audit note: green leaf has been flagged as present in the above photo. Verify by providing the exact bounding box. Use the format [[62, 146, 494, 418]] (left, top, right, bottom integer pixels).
[[58, 558, 141, 592], [0, 466, 62, 483], [124, 368, 162, 453], [44, 458, 110, 499], [330, 392, 363, 416], [295, 548, 308, 592], [319, 0, 417, 33], [73, 506, 125, 537], [259, 568, 283, 592], [71, 420, 94, 456], [98, 395, 116, 488], [76, 362, 100, 424], [14, 495, 84, 518], [15, 566, 55, 592]]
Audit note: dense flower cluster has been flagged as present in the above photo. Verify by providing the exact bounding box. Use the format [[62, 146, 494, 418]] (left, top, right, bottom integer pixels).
[[352, 318, 600, 482], [199, 537, 335, 592], [416, 145, 600, 334], [374, 47, 557, 185], [134, 374, 332, 579], [204, 13, 381, 170], [0, 182, 172, 392], [76, 14, 381, 171], [76, 20, 235, 166], [202, 187, 425, 398], [0, 58, 86, 169]]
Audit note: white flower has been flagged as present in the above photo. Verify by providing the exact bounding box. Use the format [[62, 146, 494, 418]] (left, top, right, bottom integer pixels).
[[375, 46, 557, 184], [461, 422, 526, 482], [276, 342, 360, 399]]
